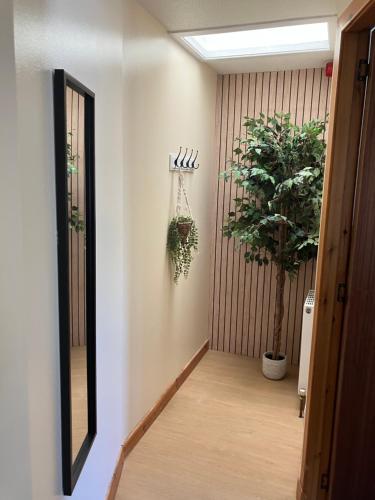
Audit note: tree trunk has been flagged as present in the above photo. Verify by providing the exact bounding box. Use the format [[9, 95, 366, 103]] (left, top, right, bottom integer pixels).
[[273, 263, 286, 360], [272, 222, 287, 360]]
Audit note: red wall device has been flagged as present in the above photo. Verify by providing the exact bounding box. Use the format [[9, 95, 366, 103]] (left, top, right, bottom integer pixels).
[[325, 61, 333, 78]]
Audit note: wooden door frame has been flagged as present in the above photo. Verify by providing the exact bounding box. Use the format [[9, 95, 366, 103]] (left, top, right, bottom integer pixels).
[[298, 1, 375, 498]]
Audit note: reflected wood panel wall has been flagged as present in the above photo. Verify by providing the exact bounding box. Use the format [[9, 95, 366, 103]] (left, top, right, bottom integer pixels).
[[209, 69, 331, 365], [67, 88, 86, 347]]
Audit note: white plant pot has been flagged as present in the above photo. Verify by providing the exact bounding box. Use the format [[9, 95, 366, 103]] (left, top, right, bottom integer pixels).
[[262, 351, 287, 380]]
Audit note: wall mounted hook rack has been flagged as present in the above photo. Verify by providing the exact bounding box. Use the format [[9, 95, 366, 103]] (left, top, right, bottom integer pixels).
[[169, 146, 199, 172]]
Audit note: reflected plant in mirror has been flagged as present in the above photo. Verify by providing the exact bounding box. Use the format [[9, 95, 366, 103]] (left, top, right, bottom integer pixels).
[[67, 133, 85, 234], [54, 70, 96, 496]]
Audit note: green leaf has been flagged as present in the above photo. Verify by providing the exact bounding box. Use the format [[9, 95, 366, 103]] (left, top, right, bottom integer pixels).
[[220, 111, 326, 276]]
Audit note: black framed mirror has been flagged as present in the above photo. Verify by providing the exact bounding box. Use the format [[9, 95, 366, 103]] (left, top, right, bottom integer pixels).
[[53, 70, 96, 496]]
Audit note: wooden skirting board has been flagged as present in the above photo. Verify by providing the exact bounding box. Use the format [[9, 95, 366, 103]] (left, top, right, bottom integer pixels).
[[106, 340, 209, 500]]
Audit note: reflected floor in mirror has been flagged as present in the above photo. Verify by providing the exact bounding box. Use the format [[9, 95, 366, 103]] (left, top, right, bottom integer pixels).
[[71, 345, 88, 461]]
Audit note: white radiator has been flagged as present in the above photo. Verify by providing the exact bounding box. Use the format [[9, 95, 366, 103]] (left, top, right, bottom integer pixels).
[[298, 290, 315, 398]]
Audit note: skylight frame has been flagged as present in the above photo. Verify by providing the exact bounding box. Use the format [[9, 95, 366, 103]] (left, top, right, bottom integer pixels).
[[172, 17, 336, 62]]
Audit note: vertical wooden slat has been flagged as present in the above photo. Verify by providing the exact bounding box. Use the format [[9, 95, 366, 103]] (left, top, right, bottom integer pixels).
[[215, 75, 230, 351], [324, 76, 332, 141], [305, 69, 315, 121], [318, 68, 329, 120], [211, 67, 331, 365], [251, 73, 264, 358], [310, 69, 321, 120], [257, 72, 270, 357], [241, 73, 256, 356], [296, 69, 307, 126], [71, 90, 79, 347], [292, 69, 311, 363], [283, 70, 292, 114], [210, 76, 224, 350], [280, 69, 294, 359], [232, 74, 246, 354], [78, 94, 85, 346], [259, 71, 275, 357], [66, 88, 73, 347], [292, 265, 306, 364], [223, 75, 237, 353], [68, 89, 87, 348], [235, 74, 249, 354], [267, 71, 284, 354], [228, 74, 244, 353], [287, 69, 305, 361]]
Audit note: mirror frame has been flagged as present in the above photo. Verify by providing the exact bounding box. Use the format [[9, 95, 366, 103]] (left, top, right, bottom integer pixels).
[[53, 69, 97, 496]]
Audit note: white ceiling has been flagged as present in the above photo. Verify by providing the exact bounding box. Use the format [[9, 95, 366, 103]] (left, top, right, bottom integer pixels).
[[137, 0, 351, 73], [137, 0, 349, 33]]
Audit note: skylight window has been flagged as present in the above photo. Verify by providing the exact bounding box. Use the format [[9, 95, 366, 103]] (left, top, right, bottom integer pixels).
[[182, 22, 330, 60]]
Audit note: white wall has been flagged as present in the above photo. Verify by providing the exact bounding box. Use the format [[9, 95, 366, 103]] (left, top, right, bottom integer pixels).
[[0, 1, 32, 499], [122, 0, 217, 429], [3, 0, 126, 498], [1, 0, 217, 499]]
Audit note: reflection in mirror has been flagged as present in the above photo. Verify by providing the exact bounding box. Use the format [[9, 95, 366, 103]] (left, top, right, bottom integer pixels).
[[66, 87, 88, 462]]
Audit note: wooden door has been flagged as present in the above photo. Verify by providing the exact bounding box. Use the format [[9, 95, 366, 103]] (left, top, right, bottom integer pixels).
[[329, 28, 375, 499]]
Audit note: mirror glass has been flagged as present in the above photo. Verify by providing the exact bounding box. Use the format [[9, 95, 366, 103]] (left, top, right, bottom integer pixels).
[[66, 86, 88, 463]]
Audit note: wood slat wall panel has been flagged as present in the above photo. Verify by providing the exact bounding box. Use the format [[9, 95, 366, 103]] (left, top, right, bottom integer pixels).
[[67, 87, 86, 348], [210, 68, 331, 365]]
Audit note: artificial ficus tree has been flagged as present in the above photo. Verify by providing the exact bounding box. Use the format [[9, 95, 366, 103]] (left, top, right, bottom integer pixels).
[[222, 112, 327, 361], [67, 133, 85, 233]]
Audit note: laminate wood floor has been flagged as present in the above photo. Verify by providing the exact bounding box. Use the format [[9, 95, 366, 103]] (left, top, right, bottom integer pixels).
[[71, 345, 88, 461], [116, 350, 304, 500]]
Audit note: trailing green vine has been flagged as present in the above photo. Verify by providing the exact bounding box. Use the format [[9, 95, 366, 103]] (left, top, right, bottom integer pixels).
[[167, 215, 198, 283], [67, 132, 85, 233]]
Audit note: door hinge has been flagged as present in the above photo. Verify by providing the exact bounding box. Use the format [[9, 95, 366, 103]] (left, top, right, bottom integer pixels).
[[337, 283, 346, 303], [357, 59, 369, 81], [320, 472, 329, 491]]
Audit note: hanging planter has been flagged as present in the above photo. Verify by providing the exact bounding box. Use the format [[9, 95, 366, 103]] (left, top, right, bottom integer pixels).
[[177, 220, 193, 244], [167, 216, 198, 283], [167, 172, 198, 283]]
